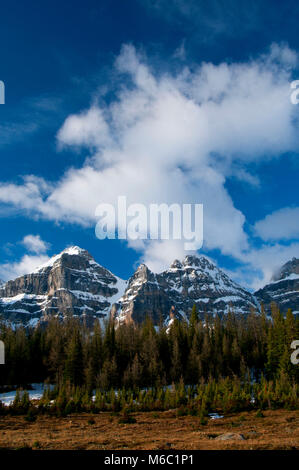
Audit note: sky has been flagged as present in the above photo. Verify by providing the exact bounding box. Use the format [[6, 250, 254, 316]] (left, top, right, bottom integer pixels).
[[0, 0, 299, 290]]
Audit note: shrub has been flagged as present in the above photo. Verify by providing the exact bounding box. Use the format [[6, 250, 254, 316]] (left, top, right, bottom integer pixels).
[[118, 407, 137, 424], [32, 441, 41, 449], [24, 408, 37, 422], [256, 409, 265, 418], [176, 405, 188, 417]]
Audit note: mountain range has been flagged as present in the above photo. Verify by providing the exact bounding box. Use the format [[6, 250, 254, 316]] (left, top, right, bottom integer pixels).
[[0, 246, 298, 326]]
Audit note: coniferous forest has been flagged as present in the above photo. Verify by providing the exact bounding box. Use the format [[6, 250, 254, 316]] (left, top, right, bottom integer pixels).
[[0, 306, 298, 417]]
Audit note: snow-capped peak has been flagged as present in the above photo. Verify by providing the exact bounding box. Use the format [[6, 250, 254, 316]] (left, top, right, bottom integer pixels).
[[167, 254, 215, 273], [34, 246, 91, 273], [182, 254, 214, 269], [170, 259, 182, 270], [62, 245, 87, 256], [271, 257, 299, 283], [0, 245, 127, 325], [255, 257, 299, 315]]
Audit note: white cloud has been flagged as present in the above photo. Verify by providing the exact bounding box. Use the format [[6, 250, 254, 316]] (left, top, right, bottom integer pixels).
[[0, 175, 57, 220], [235, 242, 299, 290], [254, 207, 299, 241], [57, 107, 112, 149], [0, 254, 50, 282], [0, 234, 51, 282], [266, 42, 298, 70], [130, 239, 190, 273], [0, 43, 298, 283], [22, 234, 50, 254]]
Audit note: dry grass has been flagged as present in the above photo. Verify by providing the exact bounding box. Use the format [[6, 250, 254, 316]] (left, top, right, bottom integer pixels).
[[0, 409, 298, 450]]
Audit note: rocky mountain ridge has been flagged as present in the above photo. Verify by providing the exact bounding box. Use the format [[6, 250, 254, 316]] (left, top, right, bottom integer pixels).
[[0, 247, 298, 326], [0, 246, 127, 326], [255, 257, 299, 315], [111, 255, 259, 325]]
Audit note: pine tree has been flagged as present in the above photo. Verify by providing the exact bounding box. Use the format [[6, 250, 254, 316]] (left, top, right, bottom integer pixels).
[[64, 330, 84, 386], [104, 320, 116, 359], [189, 304, 199, 335]]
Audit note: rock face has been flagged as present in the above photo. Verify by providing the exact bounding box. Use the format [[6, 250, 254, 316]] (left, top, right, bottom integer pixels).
[[111, 255, 259, 325], [255, 257, 299, 315], [0, 246, 127, 325], [2, 247, 297, 327]]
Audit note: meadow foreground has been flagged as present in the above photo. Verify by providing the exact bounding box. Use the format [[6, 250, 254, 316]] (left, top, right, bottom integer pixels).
[[0, 409, 298, 451]]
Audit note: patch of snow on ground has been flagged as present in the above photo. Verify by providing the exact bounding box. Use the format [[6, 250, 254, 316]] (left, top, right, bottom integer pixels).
[[209, 413, 224, 419], [0, 383, 54, 406]]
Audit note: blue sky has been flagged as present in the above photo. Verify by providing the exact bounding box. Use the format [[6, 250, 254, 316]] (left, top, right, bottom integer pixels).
[[0, 0, 299, 289]]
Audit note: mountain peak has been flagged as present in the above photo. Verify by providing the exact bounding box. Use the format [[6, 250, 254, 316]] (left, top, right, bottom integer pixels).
[[255, 256, 299, 315], [170, 259, 182, 269], [182, 254, 213, 268], [0, 245, 126, 325], [35, 246, 93, 273], [132, 263, 155, 281], [61, 245, 89, 256], [271, 257, 299, 282], [136, 263, 149, 272], [112, 251, 258, 325], [168, 254, 213, 270]]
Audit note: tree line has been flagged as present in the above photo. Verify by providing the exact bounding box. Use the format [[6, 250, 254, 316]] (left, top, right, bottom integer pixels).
[[1, 373, 297, 420], [0, 304, 298, 391]]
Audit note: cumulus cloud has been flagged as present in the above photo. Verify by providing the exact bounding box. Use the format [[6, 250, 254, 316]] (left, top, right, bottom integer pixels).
[[0, 176, 56, 219], [0, 254, 50, 282], [22, 234, 50, 254], [129, 239, 191, 273], [239, 242, 299, 290], [0, 234, 51, 282], [57, 107, 112, 150], [254, 207, 299, 241], [0, 43, 298, 282]]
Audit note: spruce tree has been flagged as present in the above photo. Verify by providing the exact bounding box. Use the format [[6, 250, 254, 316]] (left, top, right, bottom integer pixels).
[[64, 330, 84, 386]]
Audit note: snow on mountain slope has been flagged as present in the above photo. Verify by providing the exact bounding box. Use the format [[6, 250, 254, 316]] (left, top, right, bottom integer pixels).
[[0, 246, 127, 325], [111, 255, 259, 326], [1, 248, 296, 328], [255, 257, 299, 315]]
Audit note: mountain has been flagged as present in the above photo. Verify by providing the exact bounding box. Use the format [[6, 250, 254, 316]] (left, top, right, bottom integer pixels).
[[0, 246, 127, 326], [3, 248, 297, 328], [111, 255, 259, 325], [255, 257, 299, 315]]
